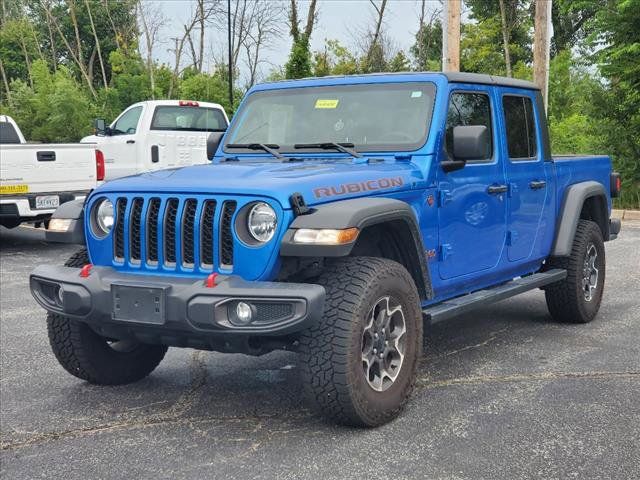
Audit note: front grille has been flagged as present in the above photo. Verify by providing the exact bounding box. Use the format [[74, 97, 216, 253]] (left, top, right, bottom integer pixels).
[[220, 201, 237, 267], [111, 196, 246, 273], [114, 198, 127, 259]]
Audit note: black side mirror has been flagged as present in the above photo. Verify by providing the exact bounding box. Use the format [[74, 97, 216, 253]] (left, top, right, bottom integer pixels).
[[441, 125, 490, 173], [453, 125, 489, 160], [206, 131, 225, 160], [93, 118, 106, 136]]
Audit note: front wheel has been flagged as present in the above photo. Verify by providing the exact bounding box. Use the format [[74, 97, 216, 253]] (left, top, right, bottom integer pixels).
[[299, 257, 423, 427], [47, 249, 168, 385], [545, 219, 606, 323]]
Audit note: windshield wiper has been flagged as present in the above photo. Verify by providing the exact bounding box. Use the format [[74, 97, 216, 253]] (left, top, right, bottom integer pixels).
[[294, 142, 363, 158], [226, 143, 284, 159]]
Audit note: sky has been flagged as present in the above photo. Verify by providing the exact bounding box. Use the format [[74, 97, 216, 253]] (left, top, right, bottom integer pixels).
[[152, 0, 441, 82]]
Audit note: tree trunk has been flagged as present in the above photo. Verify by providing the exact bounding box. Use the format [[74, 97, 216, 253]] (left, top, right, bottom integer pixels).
[[85, 0, 108, 89], [0, 59, 12, 105], [498, 0, 512, 77], [304, 0, 317, 39], [198, 0, 205, 71]]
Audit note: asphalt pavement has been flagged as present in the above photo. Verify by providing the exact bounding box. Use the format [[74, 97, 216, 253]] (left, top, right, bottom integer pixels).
[[1, 223, 639, 480]]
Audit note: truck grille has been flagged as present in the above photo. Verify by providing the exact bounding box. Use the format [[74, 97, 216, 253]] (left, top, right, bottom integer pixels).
[[112, 196, 239, 272]]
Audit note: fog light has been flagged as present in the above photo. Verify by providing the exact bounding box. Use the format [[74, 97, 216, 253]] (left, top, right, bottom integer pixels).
[[48, 218, 72, 233], [232, 302, 253, 326], [57, 286, 64, 305]]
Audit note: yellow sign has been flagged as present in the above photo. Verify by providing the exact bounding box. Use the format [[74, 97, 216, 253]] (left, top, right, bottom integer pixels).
[[0, 184, 29, 195], [315, 99, 339, 109]]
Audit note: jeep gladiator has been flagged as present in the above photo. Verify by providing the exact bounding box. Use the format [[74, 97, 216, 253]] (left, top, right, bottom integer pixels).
[[30, 72, 622, 427]]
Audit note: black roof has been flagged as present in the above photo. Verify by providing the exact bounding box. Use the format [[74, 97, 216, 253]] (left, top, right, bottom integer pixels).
[[441, 72, 539, 90], [265, 71, 540, 90]]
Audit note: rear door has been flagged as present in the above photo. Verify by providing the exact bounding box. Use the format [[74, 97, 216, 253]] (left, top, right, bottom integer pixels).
[[500, 92, 548, 262], [436, 85, 508, 280], [144, 105, 228, 171]]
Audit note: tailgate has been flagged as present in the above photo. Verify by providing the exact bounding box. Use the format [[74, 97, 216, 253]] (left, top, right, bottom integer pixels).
[[0, 144, 97, 195]]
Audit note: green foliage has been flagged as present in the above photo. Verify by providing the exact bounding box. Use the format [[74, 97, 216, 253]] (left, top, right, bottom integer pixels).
[[388, 51, 411, 72], [410, 19, 442, 71], [312, 39, 359, 77], [285, 36, 313, 79], [3, 60, 93, 142], [179, 69, 242, 113]]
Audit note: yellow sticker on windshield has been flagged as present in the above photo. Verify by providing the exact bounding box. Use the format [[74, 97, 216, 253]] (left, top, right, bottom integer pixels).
[[315, 99, 339, 109]]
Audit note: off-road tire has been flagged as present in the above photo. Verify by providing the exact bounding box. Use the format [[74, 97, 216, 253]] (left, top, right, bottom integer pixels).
[[299, 257, 422, 427], [545, 220, 605, 323], [47, 248, 168, 385]]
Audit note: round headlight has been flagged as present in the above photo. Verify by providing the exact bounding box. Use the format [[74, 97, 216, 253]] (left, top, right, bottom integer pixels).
[[94, 198, 114, 236], [247, 202, 277, 243]]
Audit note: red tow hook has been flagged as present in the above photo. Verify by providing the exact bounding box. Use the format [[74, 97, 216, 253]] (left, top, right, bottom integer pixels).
[[79, 264, 93, 278], [205, 273, 218, 288]]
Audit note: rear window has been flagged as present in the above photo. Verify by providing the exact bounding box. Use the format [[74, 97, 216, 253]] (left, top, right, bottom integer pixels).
[[0, 122, 21, 144], [151, 106, 227, 132], [503, 95, 537, 159]]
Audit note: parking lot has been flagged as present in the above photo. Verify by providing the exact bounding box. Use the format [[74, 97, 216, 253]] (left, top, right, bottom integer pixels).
[[1, 222, 639, 479]]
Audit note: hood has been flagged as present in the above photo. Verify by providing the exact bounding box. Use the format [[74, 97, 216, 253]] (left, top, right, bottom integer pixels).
[[94, 157, 431, 208]]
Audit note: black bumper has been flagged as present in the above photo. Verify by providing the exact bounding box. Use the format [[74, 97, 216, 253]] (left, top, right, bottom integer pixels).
[[30, 265, 325, 348]]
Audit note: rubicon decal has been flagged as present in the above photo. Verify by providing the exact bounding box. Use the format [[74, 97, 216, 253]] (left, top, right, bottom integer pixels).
[[314, 177, 404, 198]]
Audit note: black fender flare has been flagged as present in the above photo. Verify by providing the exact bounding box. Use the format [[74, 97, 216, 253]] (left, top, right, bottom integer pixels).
[[552, 181, 608, 256], [280, 197, 433, 300], [45, 198, 85, 245]]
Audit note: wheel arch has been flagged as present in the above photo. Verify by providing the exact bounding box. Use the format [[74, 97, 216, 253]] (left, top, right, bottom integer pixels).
[[552, 181, 609, 257], [280, 197, 433, 300]]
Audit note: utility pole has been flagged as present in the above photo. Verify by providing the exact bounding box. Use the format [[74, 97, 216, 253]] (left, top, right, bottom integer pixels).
[[533, 0, 552, 110], [227, 0, 233, 110], [442, 0, 461, 72]]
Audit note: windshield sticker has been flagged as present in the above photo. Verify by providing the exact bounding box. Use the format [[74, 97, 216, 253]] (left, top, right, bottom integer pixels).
[[334, 119, 345, 131], [313, 177, 404, 199], [411, 91, 423, 98], [315, 99, 339, 109]]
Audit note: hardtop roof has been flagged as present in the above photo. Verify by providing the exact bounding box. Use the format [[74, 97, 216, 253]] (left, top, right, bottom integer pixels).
[[258, 71, 539, 91]]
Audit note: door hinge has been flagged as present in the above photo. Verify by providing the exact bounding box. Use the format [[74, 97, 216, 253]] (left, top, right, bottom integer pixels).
[[438, 189, 452, 207], [440, 244, 453, 261], [507, 230, 518, 246], [508, 183, 518, 198]]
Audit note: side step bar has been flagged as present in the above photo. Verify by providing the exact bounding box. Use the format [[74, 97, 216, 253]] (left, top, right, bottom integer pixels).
[[423, 269, 567, 324]]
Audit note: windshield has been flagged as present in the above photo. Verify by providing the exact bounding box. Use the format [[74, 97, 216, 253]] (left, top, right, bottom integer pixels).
[[224, 82, 435, 154], [151, 106, 227, 132]]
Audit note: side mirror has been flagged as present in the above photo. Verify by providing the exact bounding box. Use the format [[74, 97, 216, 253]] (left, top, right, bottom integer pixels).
[[206, 131, 225, 160], [93, 118, 106, 136], [441, 125, 490, 173]]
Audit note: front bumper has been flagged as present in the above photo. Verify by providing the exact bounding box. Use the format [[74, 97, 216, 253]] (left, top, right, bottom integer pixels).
[[30, 265, 325, 348]]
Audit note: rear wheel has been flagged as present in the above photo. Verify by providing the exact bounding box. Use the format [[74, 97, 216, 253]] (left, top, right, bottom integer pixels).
[[299, 257, 422, 427], [47, 249, 168, 385], [545, 220, 605, 323]]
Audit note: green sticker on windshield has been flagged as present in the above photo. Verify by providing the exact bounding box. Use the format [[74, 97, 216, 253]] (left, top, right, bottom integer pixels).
[[315, 99, 339, 109]]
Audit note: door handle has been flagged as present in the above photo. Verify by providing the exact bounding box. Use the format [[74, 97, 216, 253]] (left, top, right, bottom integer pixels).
[[487, 184, 508, 194], [529, 180, 546, 190], [126, 139, 135, 144]]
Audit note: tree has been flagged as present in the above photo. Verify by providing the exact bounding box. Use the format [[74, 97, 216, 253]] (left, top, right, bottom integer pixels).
[[465, 0, 532, 77], [284, 0, 317, 79], [411, 0, 442, 71]]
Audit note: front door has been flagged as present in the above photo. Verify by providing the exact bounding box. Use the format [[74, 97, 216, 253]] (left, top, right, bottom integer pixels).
[[500, 93, 548, 262], [101, 105, 143, 180], [437, 86, 508, 280]]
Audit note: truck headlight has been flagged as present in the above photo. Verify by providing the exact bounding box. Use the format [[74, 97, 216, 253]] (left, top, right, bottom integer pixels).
[[247, 202, 277, 243], [93, 198, 114, 236]]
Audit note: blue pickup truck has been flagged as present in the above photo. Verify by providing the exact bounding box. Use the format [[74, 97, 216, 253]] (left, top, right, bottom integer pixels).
[[31, 72, 622, 427]]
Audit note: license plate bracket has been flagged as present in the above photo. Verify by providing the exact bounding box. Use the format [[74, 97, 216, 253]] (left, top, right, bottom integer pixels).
[[35, 195, 60, 209], [111, 284, 168, 324]]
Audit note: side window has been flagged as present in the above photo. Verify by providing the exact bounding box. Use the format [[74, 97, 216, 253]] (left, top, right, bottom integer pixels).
[[502, 95, 537, 160], [112, 106, 143, 135], [445, 92, 493, 162]]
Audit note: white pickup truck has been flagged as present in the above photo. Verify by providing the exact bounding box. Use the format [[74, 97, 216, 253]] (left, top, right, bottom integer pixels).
[[0, 115, 102, 229], [81, 100, 228, 180]]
